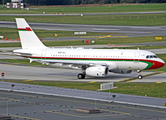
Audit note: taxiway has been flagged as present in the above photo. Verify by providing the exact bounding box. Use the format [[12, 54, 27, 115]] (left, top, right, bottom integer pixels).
[[0, 83, 166, 120], [1, 21, 166, 38]]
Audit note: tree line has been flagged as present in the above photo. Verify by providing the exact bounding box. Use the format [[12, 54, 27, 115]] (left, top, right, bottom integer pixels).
[[1, 0, 165, 5]]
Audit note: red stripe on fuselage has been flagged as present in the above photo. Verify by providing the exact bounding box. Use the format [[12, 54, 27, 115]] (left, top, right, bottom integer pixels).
[[28, 56, 164, 69]]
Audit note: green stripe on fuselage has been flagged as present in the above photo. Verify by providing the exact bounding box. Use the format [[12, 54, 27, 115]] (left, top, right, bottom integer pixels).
[[141, 61, 153, 70], [30, 57, 153, 70], [18, 30, 28, 31]]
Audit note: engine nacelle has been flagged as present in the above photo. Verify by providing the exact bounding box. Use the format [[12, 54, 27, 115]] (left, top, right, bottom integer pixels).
[[86, 66, 108, 77], [110, 70, 132, 74]]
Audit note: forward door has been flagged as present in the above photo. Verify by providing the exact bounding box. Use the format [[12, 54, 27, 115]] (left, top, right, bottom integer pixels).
[[134, 52, 140, 62]]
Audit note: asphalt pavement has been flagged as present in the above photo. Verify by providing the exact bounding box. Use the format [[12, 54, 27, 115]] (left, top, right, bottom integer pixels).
[[1, 21, 166, 38], [0, 11, 166, 16], [1, 89, 166, 120]]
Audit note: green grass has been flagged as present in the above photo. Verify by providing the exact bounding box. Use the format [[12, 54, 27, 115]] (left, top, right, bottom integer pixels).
[[0, 4, 166, 26], [34, 35, 166, 46], [0, 4, 166, 14], [0, 35, 166, 48], [0, 27, 19, 39], [0, 59, 48, 66], [0, 27, 118, 39], [3, 80, 166, 98], [110, 45, 166, 50], [0, 13, 166, 26], [104, 83, 166, 98]]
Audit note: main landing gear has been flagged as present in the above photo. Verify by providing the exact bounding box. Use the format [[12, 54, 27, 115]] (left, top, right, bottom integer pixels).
[[137, 70, 143, 79], [77, 65, 86, 79], [77, 73, 86, 79]]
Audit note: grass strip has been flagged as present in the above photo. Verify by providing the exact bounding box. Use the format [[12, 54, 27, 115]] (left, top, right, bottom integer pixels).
[[0, 59, 49, 66], [106, 45, 166, 50], [0, 13, 166, 26], [0, 35, 165, 48], [0, 27, 116, 39], [0, 4, 166, 14], [3, 80, 166, 98]]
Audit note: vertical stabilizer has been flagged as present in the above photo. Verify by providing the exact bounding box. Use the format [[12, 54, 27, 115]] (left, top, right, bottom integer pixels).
[[16, 18, 46, 49]]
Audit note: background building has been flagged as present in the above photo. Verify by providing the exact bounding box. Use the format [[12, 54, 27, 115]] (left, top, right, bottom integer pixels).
[[7, 0, 25, 8]]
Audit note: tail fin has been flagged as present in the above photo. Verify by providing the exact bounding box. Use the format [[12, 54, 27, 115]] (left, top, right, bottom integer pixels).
[[15, 18, 46, 49]]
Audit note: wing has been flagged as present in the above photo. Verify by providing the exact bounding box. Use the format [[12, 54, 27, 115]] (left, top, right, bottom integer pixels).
[[30, 58, 107, 69]]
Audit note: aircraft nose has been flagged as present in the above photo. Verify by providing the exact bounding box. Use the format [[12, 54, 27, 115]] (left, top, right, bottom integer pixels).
[[154, 58, 165, 69], [159, 59, 165, 68], [148, 58, 165, 70]]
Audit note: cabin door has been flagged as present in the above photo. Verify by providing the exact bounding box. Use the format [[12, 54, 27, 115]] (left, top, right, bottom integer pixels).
[[134, 52, 140, 62]]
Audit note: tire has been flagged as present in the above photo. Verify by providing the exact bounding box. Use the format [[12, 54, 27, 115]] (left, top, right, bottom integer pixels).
[[138, 75, 143, 79], [77, 73, 85, 79]]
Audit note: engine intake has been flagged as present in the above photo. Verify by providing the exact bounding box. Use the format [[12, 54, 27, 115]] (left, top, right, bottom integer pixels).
[[86, 66, 108, 77]]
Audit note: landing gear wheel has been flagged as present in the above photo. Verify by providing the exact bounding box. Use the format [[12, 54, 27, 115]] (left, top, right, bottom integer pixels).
[[77, 73, 86, 79], [138, 75, 143, 79]]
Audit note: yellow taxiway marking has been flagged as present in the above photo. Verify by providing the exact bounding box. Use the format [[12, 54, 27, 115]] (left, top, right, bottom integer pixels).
[[117, 71, 165, 83], [101, 108, 130, 115], [3, 114, 41, 120], [24, 79, 35, 82], [1, 91, 166, 115], [116, 77, 137, 83], [0, 97, 19, 102], [80, 35, 128, 39], [98, 36, 107, 38], [46, 108, 128, 118], [47, 110, 85, 118], [1, 89, 166, 115], [156, 82, 162, 83], [88, 81, 96, 83]]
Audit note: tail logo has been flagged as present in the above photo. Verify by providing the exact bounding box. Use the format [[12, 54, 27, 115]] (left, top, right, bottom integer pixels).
[[18, 27, 32, 31]]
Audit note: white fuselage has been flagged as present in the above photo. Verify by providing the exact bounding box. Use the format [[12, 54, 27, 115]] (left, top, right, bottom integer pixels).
[[14, 18, 165, 79], [15, 47, 164, 71]]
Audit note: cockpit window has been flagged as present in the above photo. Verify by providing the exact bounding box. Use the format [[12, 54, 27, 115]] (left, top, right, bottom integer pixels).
[[146, 55, 158, 59], [153, 55, 158, 58]]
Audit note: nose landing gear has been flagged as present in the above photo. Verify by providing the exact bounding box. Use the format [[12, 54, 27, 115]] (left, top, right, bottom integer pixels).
[[138, 75, 143, 79], [137, 70, 143, 79]]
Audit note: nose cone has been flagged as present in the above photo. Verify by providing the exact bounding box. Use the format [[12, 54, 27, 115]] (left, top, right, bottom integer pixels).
[[148, 58, 165, 70], [157, 59, 165, 68]]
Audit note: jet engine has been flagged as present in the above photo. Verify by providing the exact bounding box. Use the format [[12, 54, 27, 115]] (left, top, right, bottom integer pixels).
[[86, 66, 108, 77]]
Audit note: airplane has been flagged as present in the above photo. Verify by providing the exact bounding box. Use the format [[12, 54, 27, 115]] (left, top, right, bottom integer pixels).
[[13, 18, 165, 79]]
